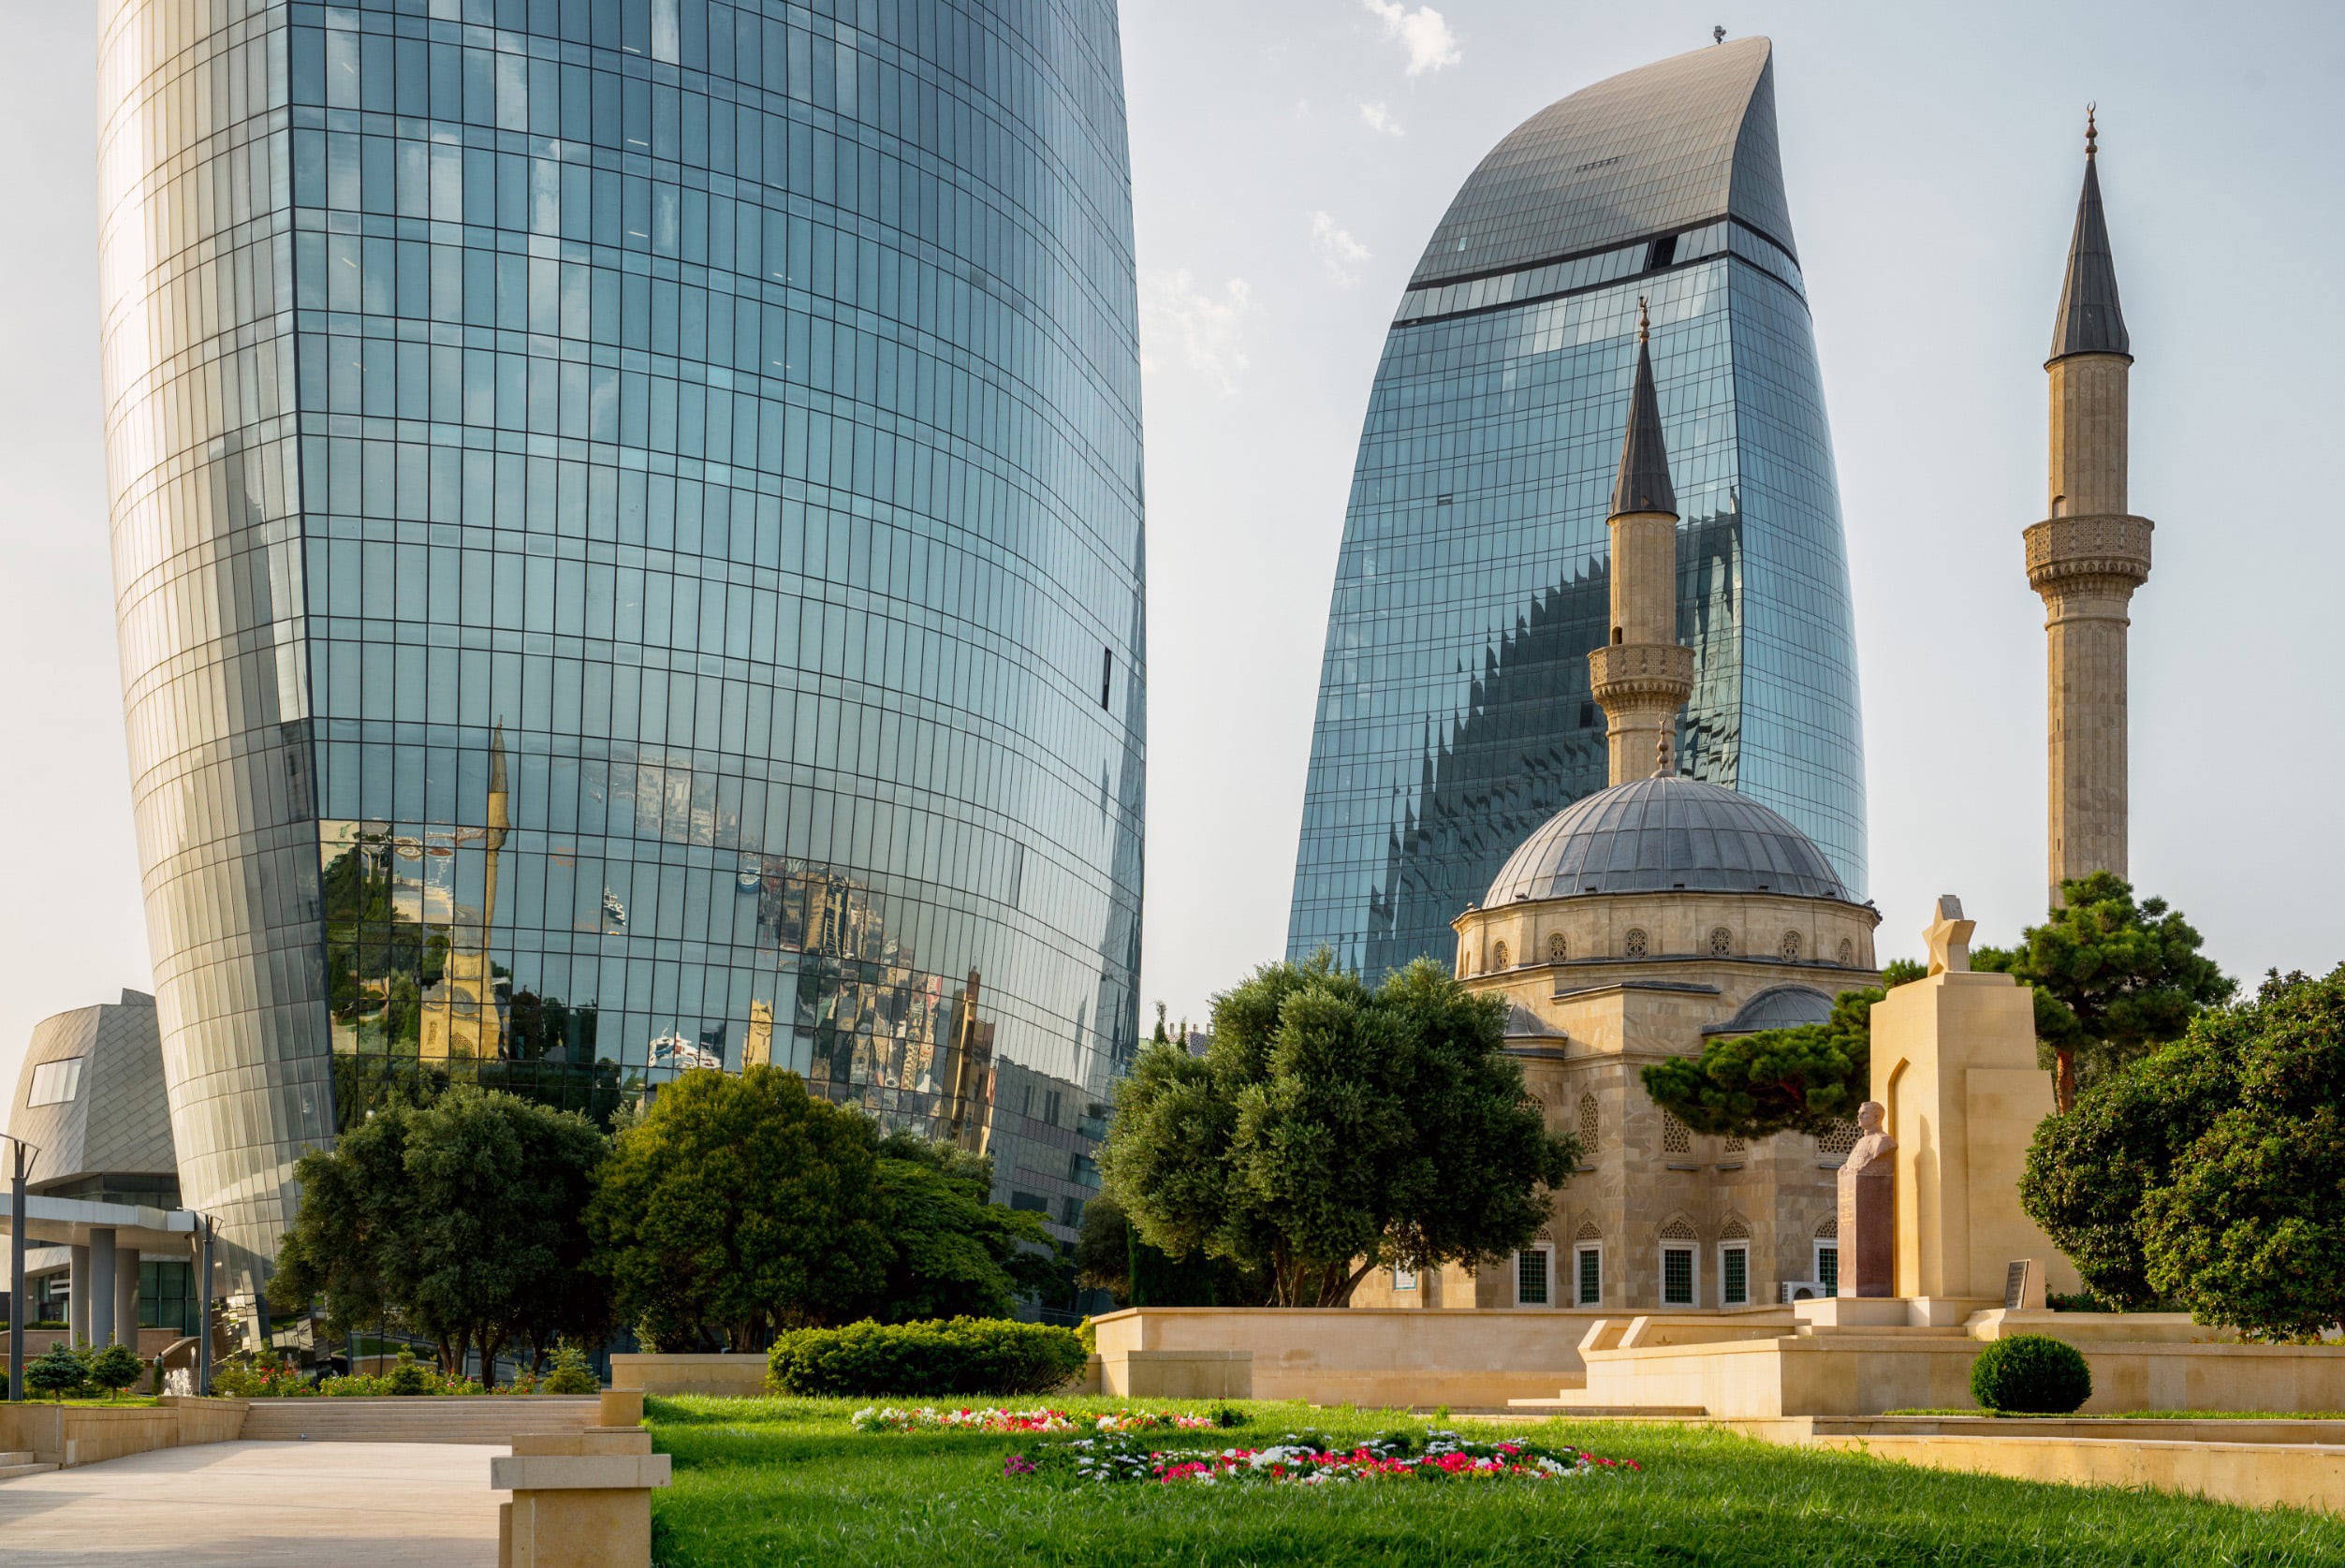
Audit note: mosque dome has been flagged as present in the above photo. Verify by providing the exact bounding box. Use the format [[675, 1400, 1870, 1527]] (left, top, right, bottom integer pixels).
[[1484, 774, 1854, 905]]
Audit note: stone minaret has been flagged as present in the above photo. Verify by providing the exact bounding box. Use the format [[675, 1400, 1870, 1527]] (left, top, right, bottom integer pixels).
[[1589, 299, 1692, 785], [2025, 111, 2153, 905]]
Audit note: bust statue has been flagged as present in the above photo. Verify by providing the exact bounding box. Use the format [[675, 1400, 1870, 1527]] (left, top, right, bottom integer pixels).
[[1844, 1099, 1896, 1174], [1837, 1099, 1897, 1297]]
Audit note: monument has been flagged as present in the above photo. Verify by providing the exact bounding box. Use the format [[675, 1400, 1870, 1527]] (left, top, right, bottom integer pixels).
[[1835, 1102, 1896, 1298]]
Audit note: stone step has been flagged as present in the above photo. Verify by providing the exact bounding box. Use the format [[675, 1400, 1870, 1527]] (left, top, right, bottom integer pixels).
[[1503, 1399, 1707, 1416], [0, 1459, 56, 1482], [237, 1399, 601, 1443]]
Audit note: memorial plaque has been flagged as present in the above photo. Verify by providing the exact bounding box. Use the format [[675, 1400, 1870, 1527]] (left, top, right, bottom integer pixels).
[[2004, 1259, 2036, 1311]]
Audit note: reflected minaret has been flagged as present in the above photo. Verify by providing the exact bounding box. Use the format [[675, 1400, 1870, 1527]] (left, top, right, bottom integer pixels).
[[2025, 110, 2152, 905], [420, 725, 511, 1061], [1588, 299, 1693, 784]]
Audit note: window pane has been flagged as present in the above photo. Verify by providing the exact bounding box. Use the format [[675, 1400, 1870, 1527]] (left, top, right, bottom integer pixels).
[[1722, 1246, 1748, 1306], [1576, 1246, 1601, 1305], [28, 1058, 83, 1106], [1663, 1246, 1693, 1306], [1517, 1248, 1549, 1306], [1816, 1244, 1839, 1295]]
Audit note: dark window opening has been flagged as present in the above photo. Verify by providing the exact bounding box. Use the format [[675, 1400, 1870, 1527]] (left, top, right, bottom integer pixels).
[[1647, 234, 1678, 271], [1100, 647, 1112, 710], [1611, 625, 1623, 645]]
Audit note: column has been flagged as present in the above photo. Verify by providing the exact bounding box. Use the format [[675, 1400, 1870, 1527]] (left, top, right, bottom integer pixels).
[[68, 1244, 91, 1344], [115, 1246, 142, 1350], [88, 1228, 116, 1349]]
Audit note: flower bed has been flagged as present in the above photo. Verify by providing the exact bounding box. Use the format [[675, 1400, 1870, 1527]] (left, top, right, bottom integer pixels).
[[853, 1405, 1224, 1435], [1008, 1429, 1640, 1487]]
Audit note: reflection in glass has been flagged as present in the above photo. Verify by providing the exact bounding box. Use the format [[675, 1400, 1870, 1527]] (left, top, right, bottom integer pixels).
[[97, 0, 1148, 1289]]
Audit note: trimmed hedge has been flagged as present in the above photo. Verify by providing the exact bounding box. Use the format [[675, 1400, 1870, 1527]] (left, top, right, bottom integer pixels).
[[1971, 1334, 2092, 1414], [767, 1317, 1087, 1398]]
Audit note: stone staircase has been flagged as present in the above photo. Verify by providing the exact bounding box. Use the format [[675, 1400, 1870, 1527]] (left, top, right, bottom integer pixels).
[[0, 1451, 54, 1481], [238, 1398, 602, 1444]]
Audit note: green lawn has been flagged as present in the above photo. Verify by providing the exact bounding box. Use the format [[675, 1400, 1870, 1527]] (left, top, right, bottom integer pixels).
[[644, 1395, 2345, 1566]]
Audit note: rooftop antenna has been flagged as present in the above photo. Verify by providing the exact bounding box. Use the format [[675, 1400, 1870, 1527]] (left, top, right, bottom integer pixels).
[[1713, 25, 1726, 44]]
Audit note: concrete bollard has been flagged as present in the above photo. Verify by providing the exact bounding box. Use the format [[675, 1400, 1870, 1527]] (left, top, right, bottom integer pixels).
[[491, 1428, 671, 1568]]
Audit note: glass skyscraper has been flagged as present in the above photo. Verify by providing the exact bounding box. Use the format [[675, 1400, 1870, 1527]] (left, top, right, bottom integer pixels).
[[1287, 37, 1865, 979], [96, 0, 1145, 1287]]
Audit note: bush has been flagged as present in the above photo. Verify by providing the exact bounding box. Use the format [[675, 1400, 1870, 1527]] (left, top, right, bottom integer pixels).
[[767, 1317, 1087, 1398], [385, 1348, 433, 1396], [1971, 1335, 2092, 1414], [86, 1342, 146, 1400], [23, 1343, 92, 1401], [542, 1341, 599, 1395]]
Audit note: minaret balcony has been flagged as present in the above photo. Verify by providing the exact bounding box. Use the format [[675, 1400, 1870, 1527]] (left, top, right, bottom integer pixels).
[[1588, 641, 1695, 701], [2024, 513, 2152, 593]]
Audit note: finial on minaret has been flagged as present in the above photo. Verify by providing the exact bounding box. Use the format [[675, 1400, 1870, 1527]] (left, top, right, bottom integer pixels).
[[1637, 294, 1650, 344], [1653, 729, 1673, 779], [2085, 103, 2097, 160]]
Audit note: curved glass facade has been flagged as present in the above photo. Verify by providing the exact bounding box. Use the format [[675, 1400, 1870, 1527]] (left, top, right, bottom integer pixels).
[[96, 0, 1145, 1283], [1287, 39, 1864, 980]]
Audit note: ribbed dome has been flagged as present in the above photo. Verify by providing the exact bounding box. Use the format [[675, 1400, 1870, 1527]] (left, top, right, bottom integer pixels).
[[1485, 775, 1852, 904]]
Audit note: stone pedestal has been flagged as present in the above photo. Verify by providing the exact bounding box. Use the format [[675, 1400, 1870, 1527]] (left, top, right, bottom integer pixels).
[[491, 1429, 670, 1568], [1837, 1156, 1895, 1297]]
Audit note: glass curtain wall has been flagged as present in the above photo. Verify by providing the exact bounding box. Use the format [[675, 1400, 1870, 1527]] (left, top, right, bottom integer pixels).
[[1286, 39, 1864, 979], [97, 0, 1146, 1284]]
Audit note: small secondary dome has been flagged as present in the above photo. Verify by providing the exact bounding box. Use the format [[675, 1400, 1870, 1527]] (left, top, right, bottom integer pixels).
[[1486, 775, 1852, 904]]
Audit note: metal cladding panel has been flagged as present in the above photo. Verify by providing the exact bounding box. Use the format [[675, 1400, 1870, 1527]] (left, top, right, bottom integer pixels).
[[1410, 37, 1790, 287]]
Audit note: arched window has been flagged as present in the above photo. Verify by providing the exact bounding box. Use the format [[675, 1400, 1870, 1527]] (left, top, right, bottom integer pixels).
[[1780, 930, 1803, 961], [1547, 931, 1568, 962], [1491, 941, 1509, 970], [1708, 926, 1734, 958], [1577, 1092, 1600, 1152], [1719, 1216, 1751, 1241], [1837, 937, 1855, 966], [1623, 928, 1649, 960]]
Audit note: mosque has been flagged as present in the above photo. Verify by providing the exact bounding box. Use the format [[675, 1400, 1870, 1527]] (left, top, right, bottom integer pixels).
[[1354, 119, 2147, 1317]]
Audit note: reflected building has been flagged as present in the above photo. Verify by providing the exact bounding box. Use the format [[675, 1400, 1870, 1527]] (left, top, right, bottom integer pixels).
[[1287, 38, 1867, 978], [96, 0, 1148, 1283]]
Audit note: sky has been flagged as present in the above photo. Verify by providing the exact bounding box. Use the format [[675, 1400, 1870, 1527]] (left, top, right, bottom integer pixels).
[[4, 1, 2344, 1117]]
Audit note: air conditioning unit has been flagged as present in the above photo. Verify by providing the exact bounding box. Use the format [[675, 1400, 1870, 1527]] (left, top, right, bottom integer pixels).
[[1779, 1280, 1830, 1303]]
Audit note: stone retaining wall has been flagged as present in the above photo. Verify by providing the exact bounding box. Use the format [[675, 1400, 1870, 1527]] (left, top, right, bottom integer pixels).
[[0, 1395, 247, 1468]]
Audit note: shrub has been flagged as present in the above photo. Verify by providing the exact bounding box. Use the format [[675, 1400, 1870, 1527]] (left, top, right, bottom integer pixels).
[[767, 1317, 1087, 1398], [542, 1341, 598, 1395], [385, 1348, 433, 1396], [1971, 1335, 2092, 1414], [86, 1342, 146, 1400], [23, 1343, 92, 1401]]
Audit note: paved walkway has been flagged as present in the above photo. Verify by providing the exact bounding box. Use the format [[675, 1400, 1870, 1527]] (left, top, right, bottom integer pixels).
[[0, 1441, 505, 1566]]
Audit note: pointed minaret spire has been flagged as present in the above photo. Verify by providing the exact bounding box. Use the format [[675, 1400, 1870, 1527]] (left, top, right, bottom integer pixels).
[[1589, 297, 1693, 787], [1611, 298, 1678, 518], [2049, 106, 2130, 361], [2026, 108, 2153, 914]]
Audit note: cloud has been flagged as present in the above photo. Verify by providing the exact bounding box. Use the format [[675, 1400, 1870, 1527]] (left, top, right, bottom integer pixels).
[[1360, 0, 1461, 76], [1138, 270, 1253, 396], [1310, 212, 1372, 288], [1358, 101, 1404, 137]]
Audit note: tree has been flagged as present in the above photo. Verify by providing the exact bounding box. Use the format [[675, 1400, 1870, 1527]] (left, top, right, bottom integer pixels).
[[587, 1066, 888, 1350], [2017, 1030, 2237, 1308], [1073, 1194, 1268, 1308], [2135, 968, 2345, 1341], [271, 1088, 608, 1380], [22, 1342, 88, 1401], [1974, 872, 2233, 1113], [1100, 955, 1575, 1308], [863, 1129, 1061, 1322], [1641, 960, 1926, 1139], [86, 1342, 145, 1400]]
